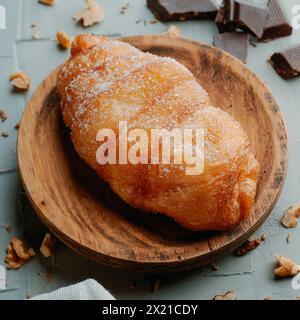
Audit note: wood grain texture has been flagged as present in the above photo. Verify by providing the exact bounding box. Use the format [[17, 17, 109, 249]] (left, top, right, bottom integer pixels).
[[17, 35, 288, 272]]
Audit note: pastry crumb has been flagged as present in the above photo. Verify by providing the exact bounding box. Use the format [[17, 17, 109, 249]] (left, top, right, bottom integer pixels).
[[10, 72, 31, 91], [286, 234, 291, 243], [235, 239, 261, 256], [0, 110, 7, 122], [74, 0, 104, 27], [1, 132, 9, 138], [40, 233, 56, 258], [25, 293, 32, 299], [38, 0, 57, 5], [56, 31, 72, 49], [274, 255, 300, 278], [264, 296, 272, 300], [5, 237, 35, 270], [281, 204, 300, 228], [14, 123, 20, 130], [212, 290, 236, 300], [163, 25, 181, 37]]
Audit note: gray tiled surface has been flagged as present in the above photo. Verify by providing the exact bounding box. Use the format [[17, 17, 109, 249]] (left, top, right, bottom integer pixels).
[[0, 0, 300, 300]]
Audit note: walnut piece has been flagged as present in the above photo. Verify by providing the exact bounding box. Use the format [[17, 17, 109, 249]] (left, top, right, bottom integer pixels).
[[40, 233, 56, 258], [74, 0, 104, 27], [235, 239, 261, 256], [10, 72, 31, 91], [164, 25, 181, 37], [213, 290, 236, 300], [274, 255, 300, 278], [281, 204, 300, 228], [56, 31, 72, 49], [39, 0, 57, 5], [5, 237, 36, 270]]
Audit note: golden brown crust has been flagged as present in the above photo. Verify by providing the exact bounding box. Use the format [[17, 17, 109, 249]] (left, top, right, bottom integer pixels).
[[57, 35, 259, 231]]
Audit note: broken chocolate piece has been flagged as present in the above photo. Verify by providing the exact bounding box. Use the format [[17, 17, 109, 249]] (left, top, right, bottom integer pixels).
[[215, 0, 236, 33], [234, 1, 268, 39], [270, 45, 300, 80], [213, 32, 249, 63], [147, 0, 218, 22], [261, 0, 293, 41], [215, 0, 292, 41]]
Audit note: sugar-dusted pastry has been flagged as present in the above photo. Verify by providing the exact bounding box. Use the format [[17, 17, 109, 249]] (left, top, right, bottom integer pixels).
[[57, 35, 259, 231]]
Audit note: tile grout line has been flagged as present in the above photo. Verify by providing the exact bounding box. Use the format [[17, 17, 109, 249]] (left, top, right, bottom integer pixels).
[[17, 0, 24, 41]]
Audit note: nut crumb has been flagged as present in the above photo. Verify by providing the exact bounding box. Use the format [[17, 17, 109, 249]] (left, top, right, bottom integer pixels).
[[45, 269, 53, 283], [40, 233, 56, 258], [0, 110, 7, 122], [74, 0, 104, 27], [25, 293, 32, 299], [274, 255, 300, 278], [5, 225, 12, 233], [14, 123, 20, 130], [41, 200, 46, 206], [32, 30, 40, 40], [163, 25, 181, 37], [1, 132, 9, 138], [212, 290, 236, 300], [287, 234, 291, 243], [150, 280, 160, 293], [281, 204, 300, 228], [261, 234, 268, 241], [210, 262, 219, 271], [5, 237, 36, 270], [10, 72, 31, 91], [130, 280, 137, 289], [38, 0, 57, 5], [56, 31, 72, 49], [235, 239, 261, 256]]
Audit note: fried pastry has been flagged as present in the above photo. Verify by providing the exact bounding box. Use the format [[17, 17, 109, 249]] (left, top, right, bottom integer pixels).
[[57, 35, 259, 231]]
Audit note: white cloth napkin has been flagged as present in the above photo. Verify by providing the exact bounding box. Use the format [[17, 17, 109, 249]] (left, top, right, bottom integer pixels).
[[32, 279, 115, 300]]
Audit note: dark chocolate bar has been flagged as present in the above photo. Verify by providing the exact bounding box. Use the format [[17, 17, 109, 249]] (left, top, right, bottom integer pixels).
[[147, 0, 218, 22], [215, 0, 292, 41], [270, 45, 300, 80], [213, 32, 249, 63]]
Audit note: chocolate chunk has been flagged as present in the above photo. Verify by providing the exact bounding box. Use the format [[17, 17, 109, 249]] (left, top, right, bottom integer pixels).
[[270, 45, 300, 80], [261, 0, 293, 41], [215, 0, 292, 41], [234, 1, 268, 39], [213, 32, 249, 63], [147, 0, 218, 22]]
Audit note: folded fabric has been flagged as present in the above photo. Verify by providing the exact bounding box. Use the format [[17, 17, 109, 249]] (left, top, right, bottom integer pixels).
[[32, 279, 115, 300]]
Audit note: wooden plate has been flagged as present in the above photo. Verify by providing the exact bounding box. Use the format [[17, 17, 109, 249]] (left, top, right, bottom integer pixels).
[[17, 35, 288, 272]]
